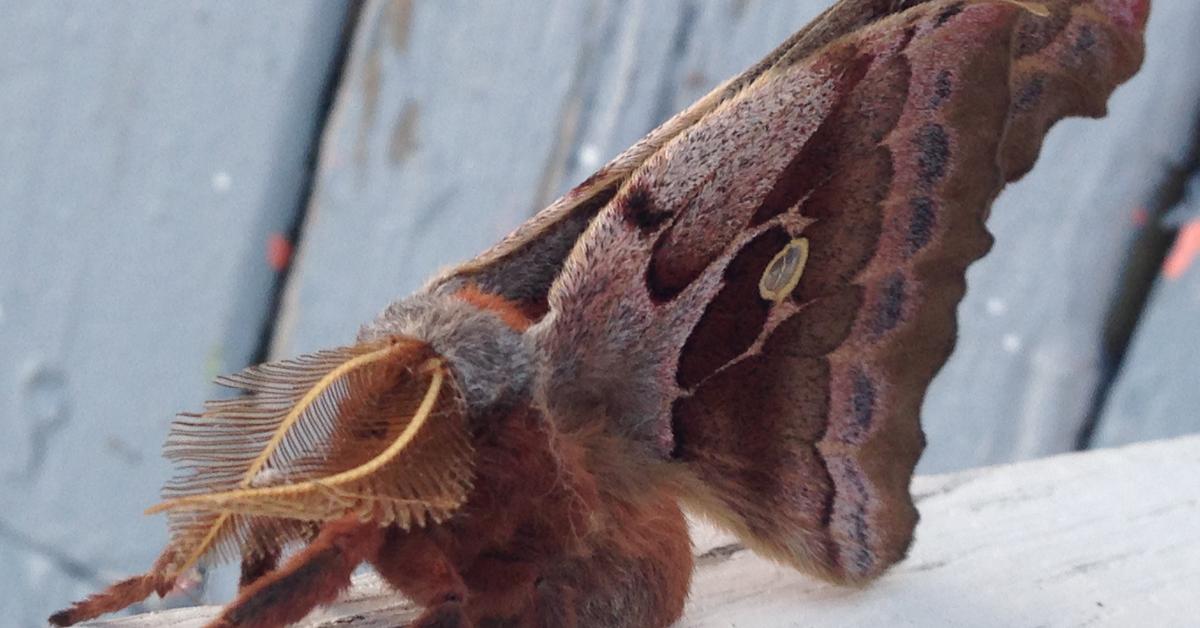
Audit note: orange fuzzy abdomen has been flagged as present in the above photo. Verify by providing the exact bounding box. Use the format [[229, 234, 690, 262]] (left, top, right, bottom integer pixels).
[[378, 403, 692, 627]]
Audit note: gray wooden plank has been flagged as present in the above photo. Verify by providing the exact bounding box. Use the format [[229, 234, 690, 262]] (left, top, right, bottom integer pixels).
[[1093, 174, 1200, 447], [0, 2, 350, 624], [88, 434, 1200, 626]]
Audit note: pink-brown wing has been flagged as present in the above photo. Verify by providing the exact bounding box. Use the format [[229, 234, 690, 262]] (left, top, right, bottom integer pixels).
[[428, 1, 974, 316], [533, 0, 1146, 583]]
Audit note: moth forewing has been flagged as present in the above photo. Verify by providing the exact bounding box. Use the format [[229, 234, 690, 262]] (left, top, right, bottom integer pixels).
[[534, 0, 1147, 584]]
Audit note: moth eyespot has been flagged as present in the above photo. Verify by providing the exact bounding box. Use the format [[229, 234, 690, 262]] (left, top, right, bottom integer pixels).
[[758, 238, 810, 302]]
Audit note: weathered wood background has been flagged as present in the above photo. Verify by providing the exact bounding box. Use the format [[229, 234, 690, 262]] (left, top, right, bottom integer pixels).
[[2, 0, 1198, 624]]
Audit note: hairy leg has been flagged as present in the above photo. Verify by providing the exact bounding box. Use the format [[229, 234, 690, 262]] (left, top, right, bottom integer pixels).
[[460, 555, 540, 620], [207, 516, 384, 628], [530, 494, 694, 628], [442, 492, 693, 628], [238, 547, 279, 591], [518, 579, 578, 628], [370, 528, 473, 628], [48, 550, 177, 626], [238, 519, 322, 592]]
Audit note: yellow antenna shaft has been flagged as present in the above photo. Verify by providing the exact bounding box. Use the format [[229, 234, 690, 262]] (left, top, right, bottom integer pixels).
[[238, 343, 405, 488]]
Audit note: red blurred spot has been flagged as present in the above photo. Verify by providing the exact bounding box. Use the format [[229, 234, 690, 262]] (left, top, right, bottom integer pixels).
[[1163, 221, 1200, 280], [267, 233, 293, 272], [1130, 206, 1149, 227]]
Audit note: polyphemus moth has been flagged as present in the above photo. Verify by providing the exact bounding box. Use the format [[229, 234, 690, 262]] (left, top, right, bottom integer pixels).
[[51, 1, 1146, 626]]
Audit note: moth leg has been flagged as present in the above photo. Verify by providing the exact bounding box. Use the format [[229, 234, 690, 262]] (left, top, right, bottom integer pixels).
[[515, 579, 578, 628], [48, 549, 176, 626], [410, 600, 471, 628], [458, 555, 540, 620], [528, 495, 693, 628], [237, 546, 279, 591], [369, 528, 472, 627], [207, 515, 384, 628], [237, 520, 317, 591]]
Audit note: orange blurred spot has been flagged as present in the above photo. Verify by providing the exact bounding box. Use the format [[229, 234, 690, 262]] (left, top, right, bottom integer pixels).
[[1162, 221, 1200, 280], [267, 233, 293, 272], [453, 284, 533, 331], [1130, 206, 1149, 227]]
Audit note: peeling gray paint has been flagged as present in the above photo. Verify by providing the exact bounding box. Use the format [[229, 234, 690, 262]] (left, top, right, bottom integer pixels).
[[0, 2, 350, 623]]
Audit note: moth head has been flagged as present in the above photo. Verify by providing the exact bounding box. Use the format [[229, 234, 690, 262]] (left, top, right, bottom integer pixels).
[[146, 334, 475, 574], [357, 288, 536, 420]]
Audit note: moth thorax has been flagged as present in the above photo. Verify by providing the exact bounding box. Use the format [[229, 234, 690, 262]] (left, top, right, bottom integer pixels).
[[759, 238, 810, 302], [359, 292, 534, 417]]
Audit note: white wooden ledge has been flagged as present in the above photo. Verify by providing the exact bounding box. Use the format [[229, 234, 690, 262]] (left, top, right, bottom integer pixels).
[[87, 435, 1200, 627]]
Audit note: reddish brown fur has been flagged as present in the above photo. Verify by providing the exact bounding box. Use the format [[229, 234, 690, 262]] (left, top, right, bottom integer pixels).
[[212, 401, 691, 628], [238, 546, 280, 590], [215, 516, 384, 628], [454, 283, 539, 330], [48, 573, 166, 627], [48, 551, 176, 626]]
